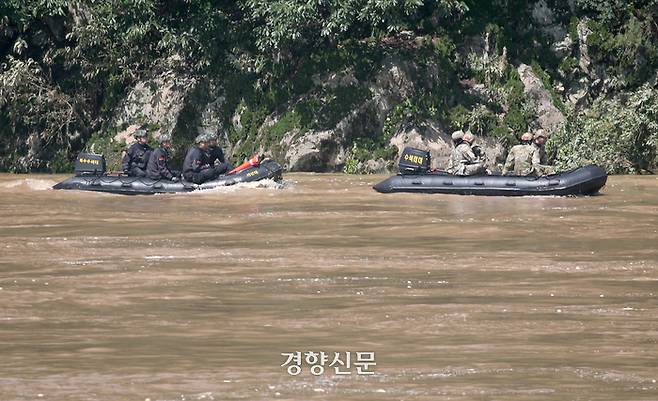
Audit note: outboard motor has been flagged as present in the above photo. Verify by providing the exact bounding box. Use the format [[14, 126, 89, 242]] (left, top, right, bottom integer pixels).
[[398, 147, 430, 175], [74, 152, 106, 176]]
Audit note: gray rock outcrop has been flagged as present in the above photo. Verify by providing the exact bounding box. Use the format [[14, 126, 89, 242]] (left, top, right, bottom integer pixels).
[[517, 64, 565, 134]]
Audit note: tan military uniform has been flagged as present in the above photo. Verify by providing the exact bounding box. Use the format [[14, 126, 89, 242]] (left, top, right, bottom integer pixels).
[[534, 142, 547, 164], [532, 143, 556, 175], [447, 143, 486, 176], [446, 147, 460, 174], [503, 144, 540, 176]]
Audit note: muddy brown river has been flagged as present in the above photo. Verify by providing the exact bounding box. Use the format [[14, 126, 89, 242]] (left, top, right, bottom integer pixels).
[[0, 173, 657, 401]]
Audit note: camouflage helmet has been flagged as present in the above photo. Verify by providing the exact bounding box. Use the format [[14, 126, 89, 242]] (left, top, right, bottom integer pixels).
[[159, 133, 172, 144], [133, 129, 148, 139], [194, 133, 208, 144], [534, 129, 548, 139], [206, 132, 218, 142], [521, 132, 533, 141], [462, 131, 475, 143], [451, 130, 464, 141]]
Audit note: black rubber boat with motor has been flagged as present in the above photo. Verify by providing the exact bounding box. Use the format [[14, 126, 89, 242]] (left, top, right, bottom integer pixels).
[[373, 147, 607, 196], [53, 152, 283, 195]]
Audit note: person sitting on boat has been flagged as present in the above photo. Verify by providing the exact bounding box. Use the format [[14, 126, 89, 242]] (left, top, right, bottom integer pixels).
[[146, 133, 179, 181], [448, 131, 487, 176], [204, 132, 233, 174], [183, 134, 226, 184], [502, 132, 540, 176], [122, 129, 152, 177], [533, 130, 556, 175]]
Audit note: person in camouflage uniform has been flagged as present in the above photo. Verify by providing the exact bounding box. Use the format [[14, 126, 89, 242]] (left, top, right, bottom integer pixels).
[[533, 129, 548, 164], [533, 129, 556, 175], [446, 130, 464, 174], [502, 132, 541, 176], [448, 131, 487, 176]]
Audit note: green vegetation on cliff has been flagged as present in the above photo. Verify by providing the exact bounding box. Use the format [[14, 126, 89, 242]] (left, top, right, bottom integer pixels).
[[549, 84, 658, 174], [1, 1, 657, 173]]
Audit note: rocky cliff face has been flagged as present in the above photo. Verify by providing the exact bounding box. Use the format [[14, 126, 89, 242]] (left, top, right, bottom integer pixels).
[[97, 1, 602, 174], [93, 27, 651, 176], [102, 48, 570, 173], [267, 57, 433, 172], [3, 1, 656, 173], [517, 64, 565, 134]]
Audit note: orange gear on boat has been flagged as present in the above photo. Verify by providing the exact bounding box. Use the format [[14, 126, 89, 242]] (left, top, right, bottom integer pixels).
[[229, 154, 260, 174]]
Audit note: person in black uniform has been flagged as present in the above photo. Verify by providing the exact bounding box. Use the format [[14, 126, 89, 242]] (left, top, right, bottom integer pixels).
[[146, 133, 178, 181], [122, 129, 152, 177], [204, 133, 233, 174], [183, 134, 226, 184]]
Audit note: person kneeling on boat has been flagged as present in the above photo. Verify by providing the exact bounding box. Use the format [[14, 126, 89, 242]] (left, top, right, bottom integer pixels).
[[502, 132, 541, 176], [204, 133, 234, 173], [122, 129, 152, 177], [447, 131, 488, 176], [183, 134, 227, 184], [533, 130, 556, 175], [146, 133, 179, 182]]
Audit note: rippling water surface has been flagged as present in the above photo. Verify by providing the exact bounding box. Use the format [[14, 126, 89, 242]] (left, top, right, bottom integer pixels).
[[0, 173, 657, 400]]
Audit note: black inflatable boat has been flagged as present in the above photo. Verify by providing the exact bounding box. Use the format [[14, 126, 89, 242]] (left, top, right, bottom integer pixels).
[[53, 153, 283, 195], [373, 147, 607, 196]]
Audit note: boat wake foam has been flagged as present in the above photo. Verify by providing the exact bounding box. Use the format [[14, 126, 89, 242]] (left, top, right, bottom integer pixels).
[[0, 178, 58, 191], [172, 178, 293, 196]]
